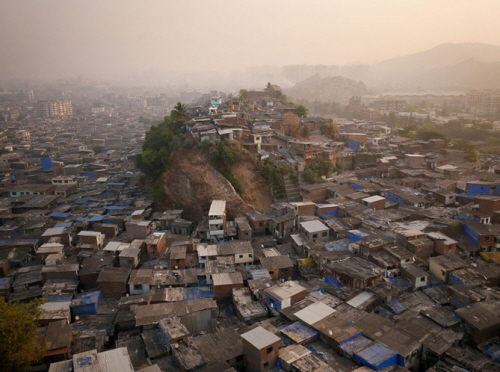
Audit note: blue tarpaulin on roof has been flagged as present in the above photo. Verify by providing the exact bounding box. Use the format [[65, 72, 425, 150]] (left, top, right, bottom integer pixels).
[[348, 230, 369, 242], [281, 322, 318, 344], [88, 215, 104, 222], [386, 299, 406, 314], [80, 172, 96, 178], [340, 335, 372, 357], [388, 277, 412, 290], [325, 239, 350, 251], [325, 276, 344, 287], [0, 239, 38, 244], [51, 211, 70, 218], [479, 339, 500, 363], [55, 222, 73, 228], [354, 342, 398, 370], [105, 206, 126, 211], [26, 196, 43, 205]]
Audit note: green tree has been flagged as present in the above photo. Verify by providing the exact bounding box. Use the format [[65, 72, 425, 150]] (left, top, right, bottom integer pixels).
[[451, 140, 479, 161], [296, 105, 308, 118], [302, 167, 319, 184], [93, 146, 103, 154], [0, 299, 47, 372], [301, 125, 311, 138], [171, 102, 190, 126], [239, 89, 250, 100], [301, 157, 334, 184], [321, 122, 339, 140], [151, 186, 167, 204]]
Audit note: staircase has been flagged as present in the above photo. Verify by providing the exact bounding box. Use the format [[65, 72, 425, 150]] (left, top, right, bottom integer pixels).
[[283, 175, 301, 202]]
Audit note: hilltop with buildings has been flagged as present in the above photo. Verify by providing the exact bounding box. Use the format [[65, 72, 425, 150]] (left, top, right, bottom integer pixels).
[[1, 81, 500, 372]]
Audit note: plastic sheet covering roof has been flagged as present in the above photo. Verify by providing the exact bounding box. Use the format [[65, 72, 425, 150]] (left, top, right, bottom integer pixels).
[[355, 342, 397, 368], [386, 299, 406, 315], [340, 335, 372, 357], [325, 239, 350, 252], [280, 321, 318, 344]]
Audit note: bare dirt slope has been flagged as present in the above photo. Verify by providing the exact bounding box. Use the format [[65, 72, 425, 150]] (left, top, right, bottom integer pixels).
[[160, 148, 271, 221]]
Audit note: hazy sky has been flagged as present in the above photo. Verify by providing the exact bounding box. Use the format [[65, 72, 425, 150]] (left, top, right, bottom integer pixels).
[[2, 0, 500, 79]]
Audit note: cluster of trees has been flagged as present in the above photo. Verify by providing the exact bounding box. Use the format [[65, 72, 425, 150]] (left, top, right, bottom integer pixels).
[[302, 157, 334, 184], [399, 123, 446, 141], [258, 158, 288, 199], [450, 140, 480, 162], [138, 116, 162, 126], [320, 121, 339, 140], [397, 121, 496, 158], [134, 103, 190, 180], [0, 299, 46, 372]]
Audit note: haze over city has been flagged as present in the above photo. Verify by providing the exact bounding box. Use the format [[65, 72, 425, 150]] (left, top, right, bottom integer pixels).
[[2, 0, 500, 83], [4, 1, 500, 372]]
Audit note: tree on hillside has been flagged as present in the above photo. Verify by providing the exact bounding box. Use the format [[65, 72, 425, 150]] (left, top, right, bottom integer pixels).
[[0, 299, 46, 372], [171, 102, 190, 125], [239, 89, 250, 100], [296, 104, 308, 118], [321, 121, 339, 140], [302, 156, 334, 184]]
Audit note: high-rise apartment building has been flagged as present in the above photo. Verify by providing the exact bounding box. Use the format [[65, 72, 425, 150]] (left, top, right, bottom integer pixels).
[[36, 100, 73, 118], [466, 90, 500, 115]]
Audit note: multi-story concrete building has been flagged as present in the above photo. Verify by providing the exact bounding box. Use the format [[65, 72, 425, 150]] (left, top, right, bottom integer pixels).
[[466, 90, 500, 115], [36, 99, 73, 118], [208, 200, 226, 243]]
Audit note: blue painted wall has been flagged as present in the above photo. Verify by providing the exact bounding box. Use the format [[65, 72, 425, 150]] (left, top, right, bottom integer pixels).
[[463, 223, 480, 246]]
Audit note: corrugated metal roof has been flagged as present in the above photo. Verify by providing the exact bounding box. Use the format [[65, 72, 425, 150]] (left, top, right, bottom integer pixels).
[[294, 301, 336, 326], [240, 326, 280, 350], [346, 291, 376, 309], [212, 272, 243, 286]]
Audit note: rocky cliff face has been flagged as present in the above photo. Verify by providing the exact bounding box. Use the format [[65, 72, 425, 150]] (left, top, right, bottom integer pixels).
[[159, 148, 272, 221]]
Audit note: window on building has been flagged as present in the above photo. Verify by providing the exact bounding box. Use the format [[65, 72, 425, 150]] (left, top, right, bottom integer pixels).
[[420, 277, 425, 282], [249, 254, 252, 257], [239, 254, 243, 258], [266, 346, 273, 354], [263, 362, 269, 367], [269, 271, 275, 275], [313, 234, 318, 239], [322, 232, 327, 237], [134, 284, 142, 290]]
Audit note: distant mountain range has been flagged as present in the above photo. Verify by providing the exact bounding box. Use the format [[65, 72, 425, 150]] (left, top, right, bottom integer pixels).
[[284, 75, 367, 103], [370, 42, 500, 90], [282, 43, 500, 95]]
